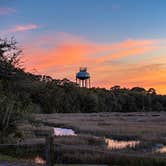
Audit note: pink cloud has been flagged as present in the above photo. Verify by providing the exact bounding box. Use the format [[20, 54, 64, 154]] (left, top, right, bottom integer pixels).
[[0, 7, 15, 15], [9, 24, 38, 32]]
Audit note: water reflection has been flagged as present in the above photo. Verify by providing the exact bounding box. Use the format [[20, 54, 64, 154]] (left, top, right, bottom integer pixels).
[[53, 127, 76, 136], [34, 156, 46, 164], [105, 138, 140, 150], [156, 146, 166, 153]]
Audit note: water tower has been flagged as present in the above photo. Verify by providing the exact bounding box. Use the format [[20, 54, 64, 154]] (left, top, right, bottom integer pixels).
[[76, 67, 91, 88]]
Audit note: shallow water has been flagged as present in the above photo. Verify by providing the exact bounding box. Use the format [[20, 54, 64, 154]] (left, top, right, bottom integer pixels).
[[34, 155, 46, 164], [53, 127, 76, 136], [105, 138, 140, 150], [156, 145, 166, 153], [53, 127, 140, 150]]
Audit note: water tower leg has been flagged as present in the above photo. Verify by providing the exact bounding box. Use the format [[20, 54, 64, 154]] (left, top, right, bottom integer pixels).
[[79, 79, 81, 87], [89, 78, 91, 88], [85, 79, 87, 88]]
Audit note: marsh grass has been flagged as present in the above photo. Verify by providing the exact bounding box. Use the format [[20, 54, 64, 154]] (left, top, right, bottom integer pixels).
[[54, 148, 166, 166], [5, 112, 166, 165], [34, 112, 166, 142], [0, 153, 19, 162]]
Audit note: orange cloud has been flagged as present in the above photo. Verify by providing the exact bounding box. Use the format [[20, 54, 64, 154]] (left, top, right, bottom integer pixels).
[[128, 64, 166, 94], [23, 34, 155, 70], [96, 46, 155, 64], [24, 43, 93, 70], [94, 62, 166, 94]]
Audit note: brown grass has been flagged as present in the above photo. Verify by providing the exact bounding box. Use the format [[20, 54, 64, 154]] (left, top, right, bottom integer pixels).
[[34, 112, 166, 142], [17, 112, 166, 164]]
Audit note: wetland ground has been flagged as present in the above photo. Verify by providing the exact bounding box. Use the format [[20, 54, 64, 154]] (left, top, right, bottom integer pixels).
[[2, 112, 166, 165]]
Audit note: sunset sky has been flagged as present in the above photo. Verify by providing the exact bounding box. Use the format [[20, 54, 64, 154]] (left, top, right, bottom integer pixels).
[[1, 0, 166, 94]]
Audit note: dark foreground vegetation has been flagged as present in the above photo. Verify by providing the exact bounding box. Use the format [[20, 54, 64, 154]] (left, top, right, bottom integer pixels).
[[1, 141, 166, 166]]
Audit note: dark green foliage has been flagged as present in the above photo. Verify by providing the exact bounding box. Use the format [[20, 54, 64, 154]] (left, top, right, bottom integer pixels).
[[0, 144, 45, 158], [0, 92, 29, 143], [0, 38, 35, 143], [13, 73, 166, 114]]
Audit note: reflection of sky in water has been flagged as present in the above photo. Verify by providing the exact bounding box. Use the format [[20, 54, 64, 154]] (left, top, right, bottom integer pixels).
[[53, 127, 140, 150], [156, 146, 166, 153], [34, 156, 46, 164], [105, 138, 140, 150], [53, 127, 76, 136]]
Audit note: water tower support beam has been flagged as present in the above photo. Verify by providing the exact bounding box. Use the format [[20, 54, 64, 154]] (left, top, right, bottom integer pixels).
[[89, 78, 91, 88]]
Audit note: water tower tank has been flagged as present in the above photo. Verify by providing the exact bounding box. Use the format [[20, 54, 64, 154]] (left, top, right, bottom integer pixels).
[[76, 67, 91, 88]]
